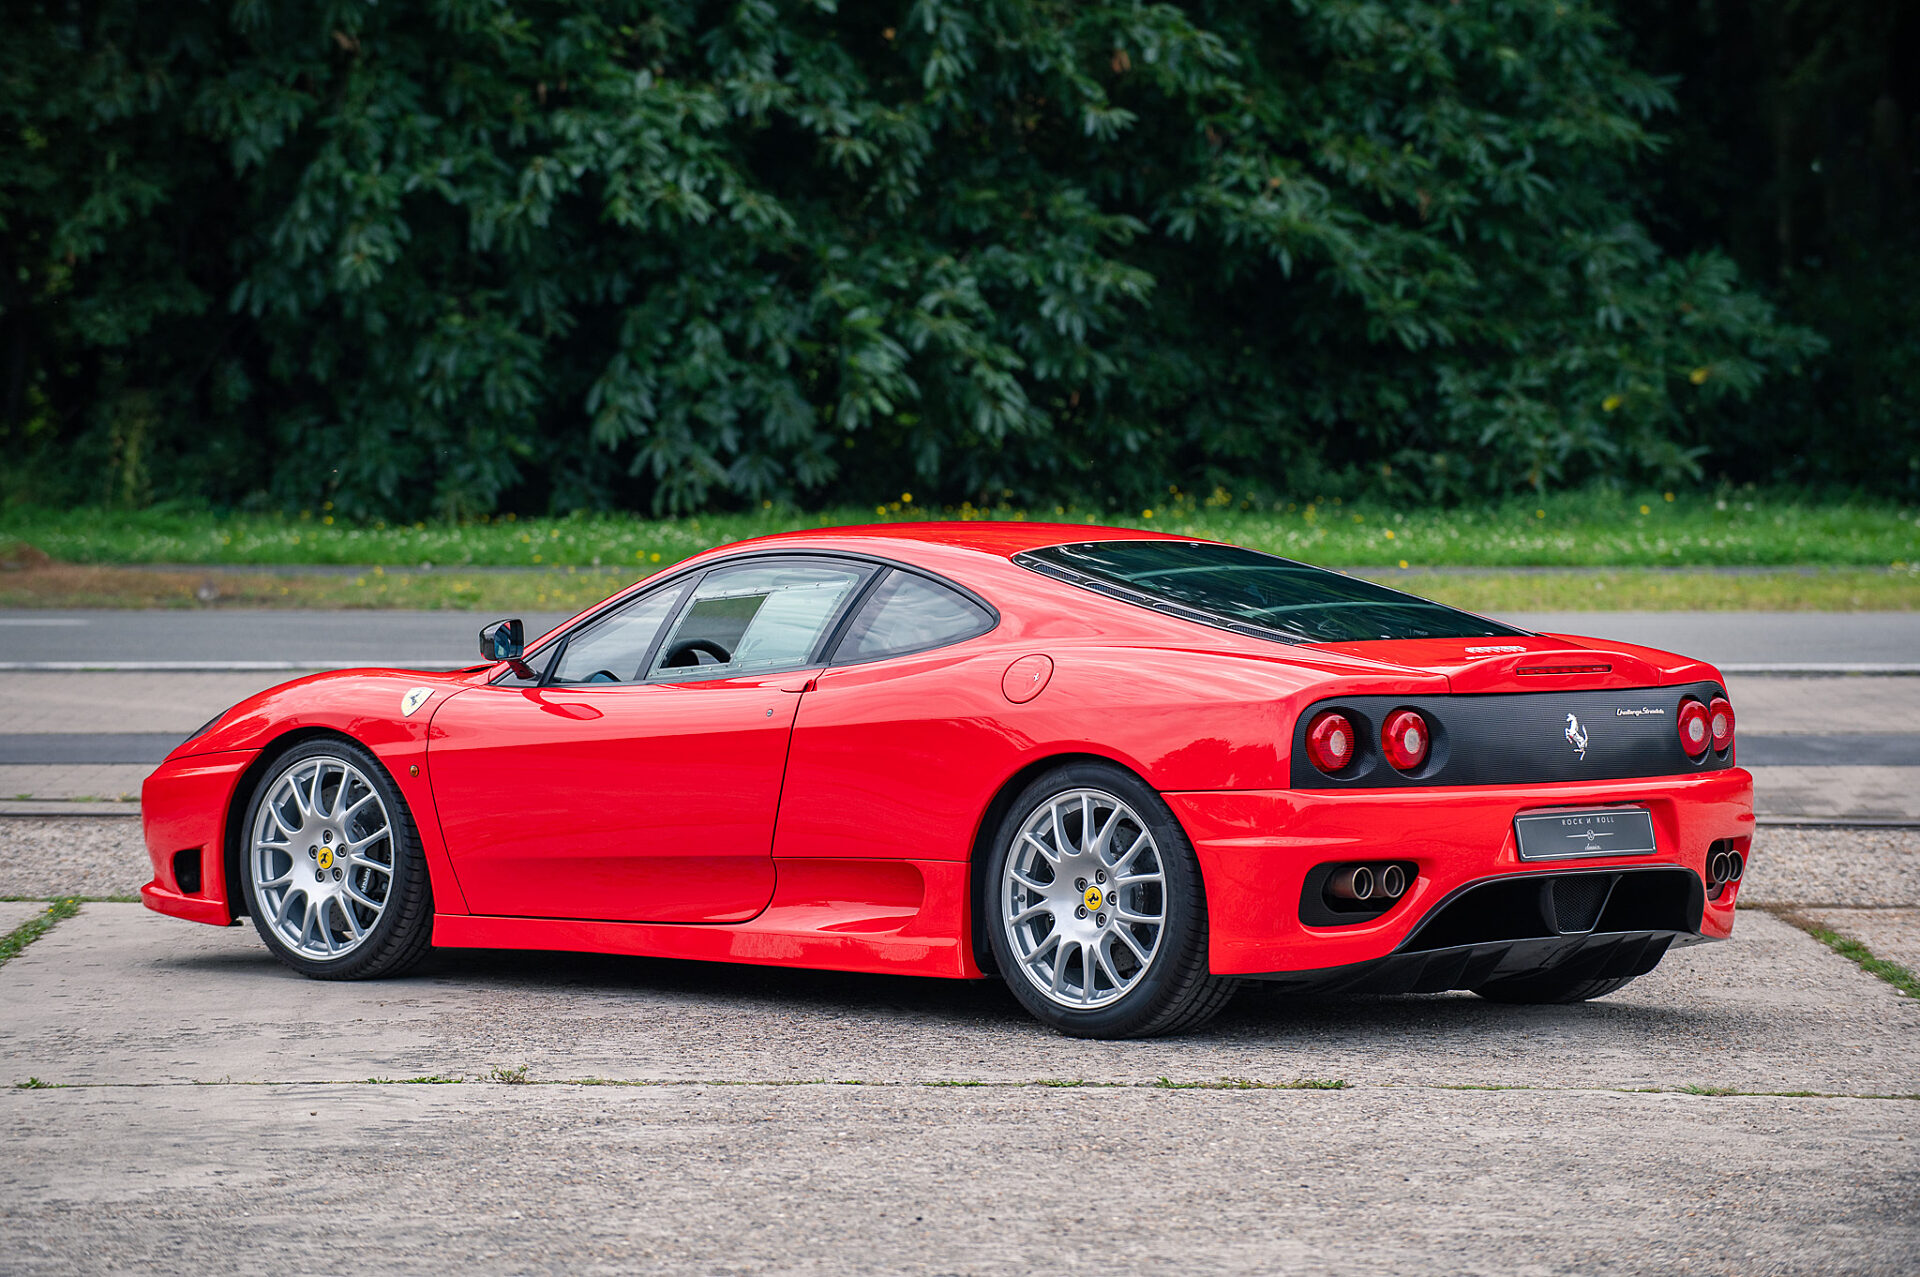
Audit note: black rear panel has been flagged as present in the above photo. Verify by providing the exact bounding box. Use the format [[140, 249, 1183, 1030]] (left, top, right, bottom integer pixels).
[[1289, 681, 1733, 788]]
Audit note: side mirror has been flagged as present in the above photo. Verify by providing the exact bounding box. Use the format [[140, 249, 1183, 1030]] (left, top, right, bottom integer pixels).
[[479, 619, 535, 678]]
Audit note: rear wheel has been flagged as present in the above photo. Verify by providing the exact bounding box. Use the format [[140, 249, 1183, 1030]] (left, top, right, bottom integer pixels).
[[1471, 971, 1641, 1005], [985, 762, 1234, 1038], [241, 738, 433, 980]]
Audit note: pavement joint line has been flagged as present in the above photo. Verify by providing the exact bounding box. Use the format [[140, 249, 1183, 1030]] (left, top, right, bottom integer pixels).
[[0, 897, 80, 970], [9, 1076, 1919, 1102], [1767, 906, 1920, 1000]]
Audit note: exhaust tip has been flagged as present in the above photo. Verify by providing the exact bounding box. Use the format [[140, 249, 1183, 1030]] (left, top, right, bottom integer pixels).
[[1378, 864, 1406, 899], [1329, 866, 1375, 901], [1708, 851, 1728, 886], [1727, 851, 1745, 882]]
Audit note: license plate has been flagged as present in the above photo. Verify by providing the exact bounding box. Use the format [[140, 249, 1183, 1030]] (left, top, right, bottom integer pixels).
[[1514, 806, 1658, 861]]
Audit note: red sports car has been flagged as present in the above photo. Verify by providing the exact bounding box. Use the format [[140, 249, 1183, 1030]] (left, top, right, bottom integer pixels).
[[141, 523, 1753, 1037]]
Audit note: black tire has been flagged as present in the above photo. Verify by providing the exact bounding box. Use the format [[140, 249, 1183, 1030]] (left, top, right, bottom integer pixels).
[[1471, 971, 1641, 1005], [240, 737, 434, 980], [983, 761, 1235, 1038]]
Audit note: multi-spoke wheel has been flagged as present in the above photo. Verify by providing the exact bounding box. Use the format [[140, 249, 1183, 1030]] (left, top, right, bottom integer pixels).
[[242, 738, 433, 979], [984, 762, 1235, 1038]]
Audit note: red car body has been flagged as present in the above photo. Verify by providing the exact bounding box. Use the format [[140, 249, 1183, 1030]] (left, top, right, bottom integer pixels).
[[141, 523, 1753, 992]]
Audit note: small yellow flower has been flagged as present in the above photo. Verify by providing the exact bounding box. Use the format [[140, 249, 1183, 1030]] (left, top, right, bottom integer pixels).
[[1602, 394, 1622, 412], [1398, 559, 1409, 569], [1535, 509, 1545, 519], [1383, 529, 1395, 539], [650, 552, 660, 562], [1639, 504, 1651, 515], [635, 549, 645, 560], [1142, 509, 1154, 519], [901, 492, 913, 503], [1664, 492, 1674, 502], [1689, 367, 1710, 385], [322, 515, 334, 525]]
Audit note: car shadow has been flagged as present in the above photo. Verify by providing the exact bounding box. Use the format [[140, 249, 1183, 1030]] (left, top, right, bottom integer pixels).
[[152, 938, 1728, 1042]]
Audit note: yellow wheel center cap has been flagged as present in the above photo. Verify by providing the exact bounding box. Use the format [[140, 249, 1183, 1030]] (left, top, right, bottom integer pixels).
[[317, 847, 335, 871], [1083, 885, 1103, 911]]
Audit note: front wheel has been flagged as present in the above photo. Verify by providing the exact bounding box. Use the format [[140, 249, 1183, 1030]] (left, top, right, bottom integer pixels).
[[984, 762, 1235, 1038], [241, 738, 434, 980]]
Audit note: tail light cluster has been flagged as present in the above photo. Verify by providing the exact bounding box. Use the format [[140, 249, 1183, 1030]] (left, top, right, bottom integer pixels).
[[1306, 708, 1432, 776], [1678, 695, 1736, 759]]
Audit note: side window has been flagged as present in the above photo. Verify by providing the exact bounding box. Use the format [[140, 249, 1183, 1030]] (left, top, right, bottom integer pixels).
[[832, 570, 993, 663], [549, 582, 689, 685], [649, 562, 867, 679]]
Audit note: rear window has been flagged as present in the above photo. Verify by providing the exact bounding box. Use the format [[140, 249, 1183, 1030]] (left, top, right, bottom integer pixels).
[[1015, 541, 1528, 644]]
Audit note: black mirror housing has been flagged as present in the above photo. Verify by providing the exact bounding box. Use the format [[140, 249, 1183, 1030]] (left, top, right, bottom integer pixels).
[[479, 618, 525, 661]]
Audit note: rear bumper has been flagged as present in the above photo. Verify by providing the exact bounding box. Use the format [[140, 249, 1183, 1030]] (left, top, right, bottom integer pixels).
[[139, 749, 257, 925], [1169, 768, 1753, 977]]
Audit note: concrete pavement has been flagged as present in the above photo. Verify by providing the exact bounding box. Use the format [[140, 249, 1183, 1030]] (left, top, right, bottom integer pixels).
[[2, 901, 1915, 1274]]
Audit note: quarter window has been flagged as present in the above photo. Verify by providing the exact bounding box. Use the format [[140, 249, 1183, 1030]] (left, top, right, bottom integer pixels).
[[832, 570, 993, 663]]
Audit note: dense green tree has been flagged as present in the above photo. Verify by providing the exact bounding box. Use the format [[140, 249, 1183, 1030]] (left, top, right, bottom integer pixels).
[[1618, 0, 1918, 493], [1, 0, 1825, 516]]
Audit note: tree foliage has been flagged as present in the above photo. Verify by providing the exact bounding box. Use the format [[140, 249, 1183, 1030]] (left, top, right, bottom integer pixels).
[[2, 0, 1826, 516]]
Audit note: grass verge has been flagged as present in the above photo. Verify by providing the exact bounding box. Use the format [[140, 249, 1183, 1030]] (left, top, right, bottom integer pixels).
[[0, 898, 81, 970], [0, 560, 1913, 612], [1774, 909, 1920, 999], [3, 487, 1915, 570]]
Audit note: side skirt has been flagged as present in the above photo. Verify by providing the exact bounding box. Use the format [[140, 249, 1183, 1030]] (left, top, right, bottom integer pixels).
[[430, 857, 985, 980]]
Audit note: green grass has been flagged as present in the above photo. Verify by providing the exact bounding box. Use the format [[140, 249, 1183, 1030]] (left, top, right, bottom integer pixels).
[[1778, 912, 1920, 1000], [0, 898, 81, 970], [4, 486, 1916, 570]]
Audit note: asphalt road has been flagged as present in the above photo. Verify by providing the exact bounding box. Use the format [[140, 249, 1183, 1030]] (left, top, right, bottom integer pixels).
[[2, 608, 1916, 669]]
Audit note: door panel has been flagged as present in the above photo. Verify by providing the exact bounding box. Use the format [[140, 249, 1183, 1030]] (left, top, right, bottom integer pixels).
[[429, 675, 801, 923]]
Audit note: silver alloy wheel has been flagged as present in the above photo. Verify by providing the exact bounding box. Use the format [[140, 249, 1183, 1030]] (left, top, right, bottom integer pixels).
[[250, 754, 396, 961], [999, 787, 1167, 1009]]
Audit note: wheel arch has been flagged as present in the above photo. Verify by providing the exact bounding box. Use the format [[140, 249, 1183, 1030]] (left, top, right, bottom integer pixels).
[[966, 750, 1175, 977], [219, 727, 377, 922]]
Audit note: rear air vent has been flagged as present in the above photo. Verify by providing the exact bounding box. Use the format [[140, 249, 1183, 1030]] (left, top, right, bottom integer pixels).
[[1403, 869, 1703, 952]]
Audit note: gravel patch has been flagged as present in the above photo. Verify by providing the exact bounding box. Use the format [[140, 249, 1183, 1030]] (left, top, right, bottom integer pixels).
[[0, 817, 147, 899], [3, 818, 1915, 908], [1739, 827, 1920, 908]]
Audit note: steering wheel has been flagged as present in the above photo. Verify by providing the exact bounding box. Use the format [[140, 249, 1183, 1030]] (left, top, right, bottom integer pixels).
[[660, 637, 732, 669]]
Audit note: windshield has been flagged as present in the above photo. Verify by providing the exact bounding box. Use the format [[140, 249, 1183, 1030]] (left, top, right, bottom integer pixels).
[[1015, 540, 1529, 644]]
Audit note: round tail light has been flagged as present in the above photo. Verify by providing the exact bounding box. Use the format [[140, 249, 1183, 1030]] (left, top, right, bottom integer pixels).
[[1306, 711, 1357, 773], [1709, 696, 1735, 752], [1678, 699, 1711, 757], [1381, 708, 1431, 771]]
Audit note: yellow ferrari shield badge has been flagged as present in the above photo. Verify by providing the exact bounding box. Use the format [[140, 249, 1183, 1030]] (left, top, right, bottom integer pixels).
[[1083, 885, 1103, 911], [317, 846, 335, 871]]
